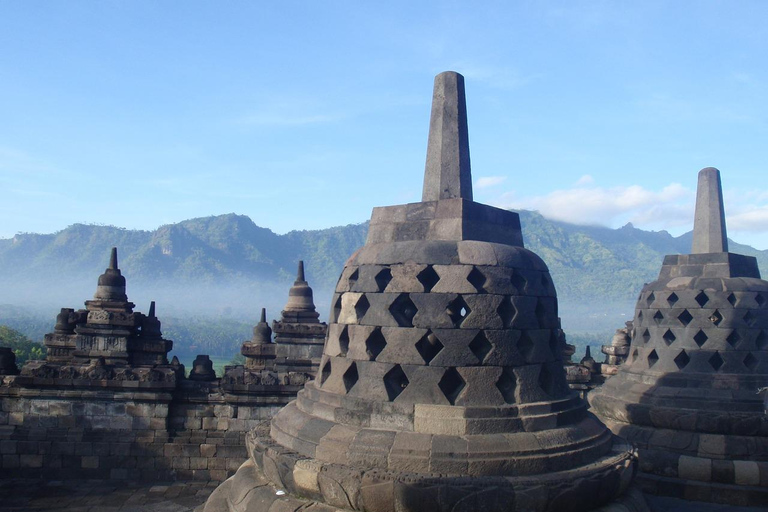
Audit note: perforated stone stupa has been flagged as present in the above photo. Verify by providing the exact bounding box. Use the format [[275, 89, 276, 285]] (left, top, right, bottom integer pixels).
[[590, 168, 768, 506], [204, 71, 639, 512]]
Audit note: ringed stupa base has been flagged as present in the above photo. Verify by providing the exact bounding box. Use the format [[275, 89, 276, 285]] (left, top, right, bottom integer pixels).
[[204, 421, 644, 512]]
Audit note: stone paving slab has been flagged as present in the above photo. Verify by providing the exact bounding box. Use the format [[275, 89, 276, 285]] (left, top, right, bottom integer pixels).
[[0, 479, 214, 512], [2, 479, 767, 512]]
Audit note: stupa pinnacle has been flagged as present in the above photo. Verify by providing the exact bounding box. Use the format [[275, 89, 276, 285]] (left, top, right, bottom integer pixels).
[[204, 71, 639, 512], [692, 167, 728, 254]]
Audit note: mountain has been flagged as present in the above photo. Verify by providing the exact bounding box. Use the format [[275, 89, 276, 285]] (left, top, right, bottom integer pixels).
[[1, 211, 766, 344]]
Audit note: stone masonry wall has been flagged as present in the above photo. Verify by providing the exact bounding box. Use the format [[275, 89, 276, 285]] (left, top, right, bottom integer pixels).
[[0, 380, 285, 482]]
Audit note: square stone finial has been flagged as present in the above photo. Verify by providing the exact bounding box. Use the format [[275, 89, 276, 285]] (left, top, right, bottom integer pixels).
[[692, 167, 728, 254], [422, 71, 473, 202]]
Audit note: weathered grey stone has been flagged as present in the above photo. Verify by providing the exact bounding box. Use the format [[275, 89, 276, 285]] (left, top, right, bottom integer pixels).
[[422, 72, 472, 203], [692, 167, 728, 254]]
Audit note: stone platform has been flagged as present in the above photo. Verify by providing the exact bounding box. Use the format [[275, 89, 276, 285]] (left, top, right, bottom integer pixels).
[[0, 478, 215, 511]]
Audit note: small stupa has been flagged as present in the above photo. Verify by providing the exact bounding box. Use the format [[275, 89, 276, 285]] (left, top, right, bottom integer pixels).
[[591, 168, 768, 506], [271, 261, 326, 373], [204, 72, 640, 512]]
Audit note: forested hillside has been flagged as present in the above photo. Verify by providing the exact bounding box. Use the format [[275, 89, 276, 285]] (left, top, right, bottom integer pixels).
[[1, 211, 766, 359]]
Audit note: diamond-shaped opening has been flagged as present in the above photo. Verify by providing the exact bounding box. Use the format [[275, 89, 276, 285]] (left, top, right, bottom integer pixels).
[[331, 295, 343, 324], [338, 326, 350, 356], [497, 297, 516, 329], [541, 274, 550, 291], [348, 268, 359, 288], [678, 310, 693, 326], [417, 265, 440, 293], [467, 266, 487, 293], [354, 294, 370, 322], [637, 310, 644, 322], [510, 271, 526, 293], [710, 310, 723, 326], [653, 310, 664, 325], [744, 353, 758, 371], [667, 292, 679, 306], [446, 296, 471, 328], [415, 330, 444, 365], [389, 293, 417, 328], [647, 349, 659, 369], [468, 331, 493, 364], [757, 331, 768, 349], [693, 330, 709, 348], [342, 362, 359, 393], [726, 330, 741, 347], [646, 292, 656, 306], [641, 329, 651, 343], [662, 329, 676, 346], [727, 293, 737, 307], [535, 299, 548, 329], [709, 352, 724, 371], [538, 363, 559, 398], [375, 267, 392, 292], [496, 368, 516, 404], [695, 291, 709, 307], [365, 328, 387, 360], [383, 364, 409, 401], [674, 350, 690, 370], [744, 310, 757, 327], [756, 293, 766, 307], [517, 331, 534, 359], [320, 359, 331, 386], [632, 348, 639, 362], [438, 367, 466, 405]]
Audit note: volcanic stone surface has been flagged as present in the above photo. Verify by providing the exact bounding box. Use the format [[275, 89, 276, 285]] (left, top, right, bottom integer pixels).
[[204, 72, 638, 512], [590, 167, 768, 507]]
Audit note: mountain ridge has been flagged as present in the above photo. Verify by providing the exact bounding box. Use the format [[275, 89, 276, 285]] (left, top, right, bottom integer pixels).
[[1, 211, 766, 314]]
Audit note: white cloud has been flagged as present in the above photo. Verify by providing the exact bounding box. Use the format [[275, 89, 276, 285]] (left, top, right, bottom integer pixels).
[[496, 182, 695, 230], [728, 208, 768, 232], [574, 174, 594, 186], [475, 176, 507, 189]]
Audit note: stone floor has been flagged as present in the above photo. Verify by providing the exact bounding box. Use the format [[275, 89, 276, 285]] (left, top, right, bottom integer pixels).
[[0, 479, 214, 512], [1, 479, 766, 512]]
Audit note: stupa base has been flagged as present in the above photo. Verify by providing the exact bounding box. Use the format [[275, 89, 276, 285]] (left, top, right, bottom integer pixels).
[[204, 425, 645, 512]]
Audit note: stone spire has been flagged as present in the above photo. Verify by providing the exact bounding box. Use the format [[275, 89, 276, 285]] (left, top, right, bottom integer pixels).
[[692, 167, 728, 253], [94, 247, 128, 301], [422, 71, 473, 202]]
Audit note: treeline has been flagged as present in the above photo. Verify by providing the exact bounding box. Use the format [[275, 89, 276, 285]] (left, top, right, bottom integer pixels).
[[0, 325, 46, 365]]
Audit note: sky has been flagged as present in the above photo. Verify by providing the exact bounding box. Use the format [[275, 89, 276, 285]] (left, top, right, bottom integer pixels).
[[2, 1, 768, 248]]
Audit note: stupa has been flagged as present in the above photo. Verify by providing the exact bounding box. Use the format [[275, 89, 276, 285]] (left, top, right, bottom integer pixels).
[[204, 72, 639, 512], [271, 261, 327, 373], [590, 168, 768, 506]]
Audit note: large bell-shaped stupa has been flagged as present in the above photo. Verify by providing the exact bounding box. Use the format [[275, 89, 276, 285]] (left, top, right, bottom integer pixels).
[[205, 72, 640, 512], [591, 168, 768, 506]]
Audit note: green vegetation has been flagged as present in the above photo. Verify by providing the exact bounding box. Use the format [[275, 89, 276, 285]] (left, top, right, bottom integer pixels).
[[0, 325, 46, 364], [1, 211, 767, 362]]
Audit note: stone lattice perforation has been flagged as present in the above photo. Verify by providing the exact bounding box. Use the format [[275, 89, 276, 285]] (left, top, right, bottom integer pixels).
[[335, 263, 554, 296], [325, 324, 562, 368], [628, 288, 768, 374], [316, 355, 570, 406], [321, 262, 566, 405], [334, 291, 557, 332]]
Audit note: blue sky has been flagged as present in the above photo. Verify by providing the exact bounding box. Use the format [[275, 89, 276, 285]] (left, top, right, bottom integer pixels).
[[2, 1, 768, 247]]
